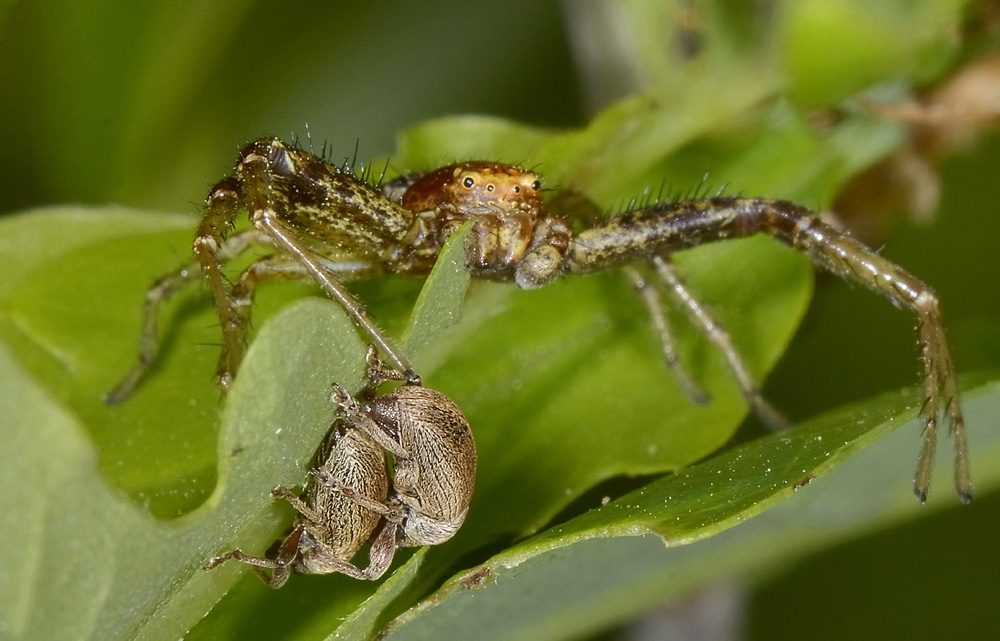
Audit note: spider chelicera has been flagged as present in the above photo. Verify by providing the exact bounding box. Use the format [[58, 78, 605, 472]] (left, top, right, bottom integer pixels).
[[108, 137, 972, 504]]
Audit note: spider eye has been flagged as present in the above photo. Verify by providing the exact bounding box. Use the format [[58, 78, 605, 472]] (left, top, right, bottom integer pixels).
[[513, 186, 521, 193], [530, 180, 541, 191], [462, 176, 475, 188], [487, 184, 495, 192]]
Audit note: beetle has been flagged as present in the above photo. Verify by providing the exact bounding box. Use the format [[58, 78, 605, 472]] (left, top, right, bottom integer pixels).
[[206, 345, 477, 583], [314, 345, 477, 580], [204, 422, 388, 586]]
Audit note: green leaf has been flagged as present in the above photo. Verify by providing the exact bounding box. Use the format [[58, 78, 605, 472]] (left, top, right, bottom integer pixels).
[[0, 208, 224, 517], [378, 380, 1000, 641], [0, 4, 987, 638], [401, 219, 475, 368], [0, 292, 372, 640], [0, 188, 809, 639]]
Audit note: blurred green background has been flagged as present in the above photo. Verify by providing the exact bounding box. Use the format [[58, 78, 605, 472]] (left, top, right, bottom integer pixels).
[[1, 1, 998, 639]]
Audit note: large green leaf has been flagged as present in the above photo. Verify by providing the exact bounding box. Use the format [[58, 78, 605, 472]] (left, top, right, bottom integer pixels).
[[4, 267, 995, 640], [1, 2, 988, 638], [377, 380, 1000, 641], [0, 293, 370, 639]]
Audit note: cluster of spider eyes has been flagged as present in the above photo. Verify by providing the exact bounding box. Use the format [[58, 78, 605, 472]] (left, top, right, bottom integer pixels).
[[460, 175, 541, 192]]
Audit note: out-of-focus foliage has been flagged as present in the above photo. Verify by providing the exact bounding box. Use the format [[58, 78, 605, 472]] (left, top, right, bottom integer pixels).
[[1, 1, 998, 640]]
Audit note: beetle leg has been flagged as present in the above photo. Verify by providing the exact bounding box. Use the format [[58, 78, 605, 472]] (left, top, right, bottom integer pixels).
[[204, 523, 304, 589], [330, 384, 412, 460], [295, 544, 367, 580], [362, 343, 410, 390], [311, 468, 405, 522], [270, 485, 326, 524], [293, 517, 400, 582], [360, 520, 400, 581]]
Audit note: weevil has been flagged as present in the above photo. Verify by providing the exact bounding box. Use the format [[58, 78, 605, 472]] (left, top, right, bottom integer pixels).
[[206, 346, 476, 583], [314, 345, 477, 580], [204, 422, 388, 586]]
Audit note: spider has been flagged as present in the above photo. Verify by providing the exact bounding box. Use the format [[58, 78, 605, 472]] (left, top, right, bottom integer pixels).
[[108, 136, 971, 504]]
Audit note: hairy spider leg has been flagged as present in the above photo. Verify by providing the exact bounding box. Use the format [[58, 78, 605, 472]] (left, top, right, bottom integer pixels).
[[621, 265, 710, 405], [549, 190, 778, 425], [202, 148, 420, 387], [192, 176, 256, 392], [225, 253, 314, 376], [567, 196, 971, 503], [106, 228, 270, 403], [651, 256, 790, 430], [249, 209, 420, 384], [109, 238, 395, 402], [225, 252, 386, 381], [548, 192, 711, 406]]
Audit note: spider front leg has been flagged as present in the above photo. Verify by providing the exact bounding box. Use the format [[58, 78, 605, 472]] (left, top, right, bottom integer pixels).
[[191, 176, 251, 392], [107, 228, 270, 403], [568, 196, 971, 502], [210, 138, 420, 386], [249, 209, 419, 384]]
